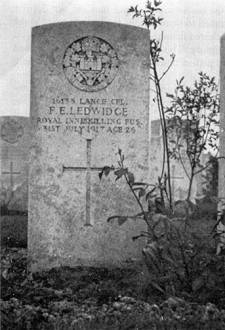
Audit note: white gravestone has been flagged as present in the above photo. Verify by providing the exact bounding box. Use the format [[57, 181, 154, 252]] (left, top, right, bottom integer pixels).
[[29, 22, 150, 271]]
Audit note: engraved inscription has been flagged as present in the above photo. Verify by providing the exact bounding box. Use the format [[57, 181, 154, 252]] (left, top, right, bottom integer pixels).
[[36, 97, 144, 136], [63, 36, 119, 92], [1, 119, 24, 144]]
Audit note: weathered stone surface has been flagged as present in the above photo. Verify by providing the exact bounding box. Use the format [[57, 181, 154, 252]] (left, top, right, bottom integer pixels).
[[0, 116, 30, 212], [219, 34, 225, 209], [217, 33, 225, 250], [8, 181, 28, 212], [29, 22, 150, 270]]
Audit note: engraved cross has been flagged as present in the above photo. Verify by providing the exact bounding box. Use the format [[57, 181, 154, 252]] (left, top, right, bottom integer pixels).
[[63, 139, 102, 226], [2, 161, 21, 192]]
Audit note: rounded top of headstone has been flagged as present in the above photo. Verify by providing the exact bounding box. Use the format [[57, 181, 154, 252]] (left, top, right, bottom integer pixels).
[[0, 116, 30, 144], [221, 33, 225, 42], [32, 21, 149, 33]]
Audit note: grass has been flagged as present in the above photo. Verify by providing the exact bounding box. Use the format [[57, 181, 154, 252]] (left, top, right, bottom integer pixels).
[[1, 212, 225, 329], [1, 246, 225, 329], [1, 215, 27, 247]]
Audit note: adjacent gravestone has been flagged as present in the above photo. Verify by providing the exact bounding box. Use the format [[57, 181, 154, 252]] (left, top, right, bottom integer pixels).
[[29, 22, 150, 271], [149, 119, 207, 203], [0, 116, 30, 213], [219, 34, 225, 208], [218, 33, 225, 250], [150, 119, 190, 201]]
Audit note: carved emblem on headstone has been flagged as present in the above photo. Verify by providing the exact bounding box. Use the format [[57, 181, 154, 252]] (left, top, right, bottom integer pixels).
[[1, 119, 24, 144], [63, 36, 119, 92]]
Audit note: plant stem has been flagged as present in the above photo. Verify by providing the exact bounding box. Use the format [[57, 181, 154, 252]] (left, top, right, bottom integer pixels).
[[151, 57, 173, 210], [123, 172, 156, 239]]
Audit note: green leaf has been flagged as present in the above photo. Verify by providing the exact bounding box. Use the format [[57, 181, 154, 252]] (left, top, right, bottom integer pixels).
[[145, 187, 156, 201], [150, 282, 165, 294], [143, 245, 160, 272], [154, 0, 162, 7], [107, 215, 129, 226], [132, 234, 144, 241], [132, 182, 148, 186], [103, 166, 112, 176], [138, 188, 146, 198], [133, 187, 143, 192], [114, 168, 127, 180], [118, 217, 128, 226], [127, 172, 135, 185], [179, 76, 185, 84], [107, 215, 121, 222], [133, 212, 145, 218], [127, 6, 135, 13], [99, 166, 113, 180]]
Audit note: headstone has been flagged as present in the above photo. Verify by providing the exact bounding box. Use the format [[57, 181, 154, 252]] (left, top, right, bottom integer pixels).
[[149, 119, 188, 201], [219, 34, 225, 209], [171, 165, 185, 200], [217, 33, 225, 251], [150, 118, 209, 203], [29, 22, 150, 271], [0, 116, 30, 213], [149, 119, 163, 182]]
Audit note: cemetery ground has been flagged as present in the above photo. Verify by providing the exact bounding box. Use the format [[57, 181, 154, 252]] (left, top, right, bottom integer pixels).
[[1, 213, 225, 330]]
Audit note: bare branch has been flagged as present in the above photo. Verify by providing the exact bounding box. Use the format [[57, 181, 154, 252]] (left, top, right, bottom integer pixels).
[[159, 54, 175, 81], [194, 156, 225, 176], [159, 31, 164, 50], [178, 150, 191, 180]]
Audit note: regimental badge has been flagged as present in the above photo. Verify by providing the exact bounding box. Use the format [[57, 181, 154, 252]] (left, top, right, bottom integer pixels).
[[62, 36, 119, 92], [1, 119, 24, 144]]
